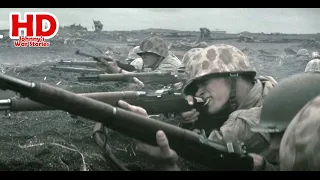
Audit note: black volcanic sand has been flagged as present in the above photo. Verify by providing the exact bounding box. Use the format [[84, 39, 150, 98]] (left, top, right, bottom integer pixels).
[[0, 33, 315, 171]]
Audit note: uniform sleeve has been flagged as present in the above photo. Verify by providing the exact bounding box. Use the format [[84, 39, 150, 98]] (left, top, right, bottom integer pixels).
[[155, 64, 178, 73], [155, 56, 181, 73]]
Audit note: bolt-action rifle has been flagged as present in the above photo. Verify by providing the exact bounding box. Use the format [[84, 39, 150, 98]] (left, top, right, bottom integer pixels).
[[50, 66, 104, 74], [75, 50, 136, 72], [57, 59, 98, 68], [0, 73, 253, 171], [0, 87, 203, 114], [77, 71, 186, 86]]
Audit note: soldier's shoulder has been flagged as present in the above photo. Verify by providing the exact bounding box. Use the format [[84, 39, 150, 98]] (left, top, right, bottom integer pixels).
[[229, 106, 262, 126], [225, 107, 270, 146], [167, 54, 181, 62], [160, 54, 181, 67], [221, 107, 270, 148]]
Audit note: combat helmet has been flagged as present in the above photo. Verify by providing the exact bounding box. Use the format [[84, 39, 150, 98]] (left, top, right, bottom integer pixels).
[[296, 49, 310, 57], [194, 42, 208, 48], [183, 44, 256, 110], [279, 95, 320, 171], [181, 48, 203, 66], [311, 51, 320, 59], [251, 73, 320, 133], [305, 59, 320, 73], [126, 46, 140, 61], [137, 36, 169, 58]]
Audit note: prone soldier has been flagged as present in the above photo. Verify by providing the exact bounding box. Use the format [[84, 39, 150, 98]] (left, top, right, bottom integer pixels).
[[117, 44, 278, 170], [100, 36, 181, 74], [250, 73, 320, 171]]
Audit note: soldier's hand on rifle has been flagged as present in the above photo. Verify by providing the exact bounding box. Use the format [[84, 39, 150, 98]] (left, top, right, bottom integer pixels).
[[180, 95, 200, 124], [97, 56, 122, 74], [118, 100, 180, 171], [248, 153, 266, 171], [118, 100, 148, 116]]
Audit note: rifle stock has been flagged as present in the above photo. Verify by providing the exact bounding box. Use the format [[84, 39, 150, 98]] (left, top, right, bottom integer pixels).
[[0, 73, 253, 171], [0, 90, 204, 114], [77, 72, 186, 85]]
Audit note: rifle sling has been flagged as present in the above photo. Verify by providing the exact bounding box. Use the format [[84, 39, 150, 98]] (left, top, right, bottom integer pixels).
[[93, 123, 130, 171]]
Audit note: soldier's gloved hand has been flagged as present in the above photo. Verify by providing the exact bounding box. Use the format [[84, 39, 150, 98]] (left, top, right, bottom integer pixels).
[[118, 100, 180, 171], [180, 95, 200, 124]]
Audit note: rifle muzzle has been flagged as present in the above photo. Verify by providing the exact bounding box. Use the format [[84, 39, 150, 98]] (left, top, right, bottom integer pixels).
[[0, 73, 34, 92], [0, 99, 11, 111]]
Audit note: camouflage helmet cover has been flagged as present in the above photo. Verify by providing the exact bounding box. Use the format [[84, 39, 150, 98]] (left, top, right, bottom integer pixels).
[[305, 59, 320, 73], [137, 36, 169, 58], [183, 44, 256, 96], [279, 95, 320, 170], [181, 48, 203, 66], [194, 42, 208, 48], [311, 51, 320, 59], [297, 49, 310, 56], [126, 46, 140, 61], [251, 73, 320, 133]]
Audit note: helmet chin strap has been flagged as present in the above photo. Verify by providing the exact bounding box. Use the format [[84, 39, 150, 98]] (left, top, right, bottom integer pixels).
[[228, 73, 239, 111]]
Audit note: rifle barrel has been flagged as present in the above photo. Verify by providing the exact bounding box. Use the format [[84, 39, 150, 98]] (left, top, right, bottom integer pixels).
[[58, 60, 98, 67], [77, 72, 184, 85], [0, 91, 203, 114], [51, 66, 104, 73], [75, 50, 112, 62], [0, 91, 142, 111]]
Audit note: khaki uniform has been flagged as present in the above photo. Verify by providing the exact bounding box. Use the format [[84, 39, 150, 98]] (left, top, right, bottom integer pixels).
[[154, 54, 181, 73], [207, 77, 276, 166], [280, 96, 320, 171], [127, 54, 181, 73]]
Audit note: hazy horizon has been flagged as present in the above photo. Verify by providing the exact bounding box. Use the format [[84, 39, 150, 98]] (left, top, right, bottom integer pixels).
[[0, 8, 319, 34]]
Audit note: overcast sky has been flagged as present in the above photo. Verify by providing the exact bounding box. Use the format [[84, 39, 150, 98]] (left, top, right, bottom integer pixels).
[[0, 8, 319, 34]]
